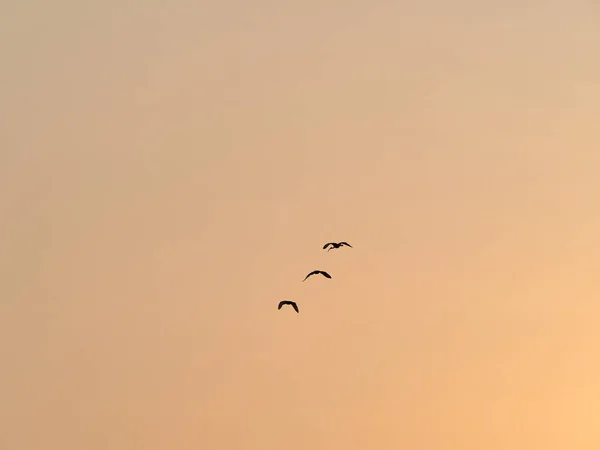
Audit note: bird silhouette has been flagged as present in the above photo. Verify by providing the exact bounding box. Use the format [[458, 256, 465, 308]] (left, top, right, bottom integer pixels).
[[323, 241, 352, 251], [278, 300, 299, 313], [302, 270, 332, 282]]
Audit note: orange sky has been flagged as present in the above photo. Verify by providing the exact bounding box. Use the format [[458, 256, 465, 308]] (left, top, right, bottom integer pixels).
[[2, 1, 600, 449]]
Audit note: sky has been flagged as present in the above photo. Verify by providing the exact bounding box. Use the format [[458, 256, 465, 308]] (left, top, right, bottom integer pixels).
[[1, 0, 600, 449]]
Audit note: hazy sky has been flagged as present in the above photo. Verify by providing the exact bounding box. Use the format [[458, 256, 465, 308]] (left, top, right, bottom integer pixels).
[[2, 1, 600, 449]]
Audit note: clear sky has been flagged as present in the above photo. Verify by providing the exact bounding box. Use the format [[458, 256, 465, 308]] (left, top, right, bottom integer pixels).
[[2, 1, 600, 449]]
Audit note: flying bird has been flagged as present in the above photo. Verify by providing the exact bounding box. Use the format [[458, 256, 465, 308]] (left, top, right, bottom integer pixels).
[[278, 300, 299, 313], [302, 270, 332, 282], [323, 241, 352, 251]]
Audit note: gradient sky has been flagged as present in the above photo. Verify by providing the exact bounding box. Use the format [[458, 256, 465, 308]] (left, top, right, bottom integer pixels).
[[2, 1, 600, 449]]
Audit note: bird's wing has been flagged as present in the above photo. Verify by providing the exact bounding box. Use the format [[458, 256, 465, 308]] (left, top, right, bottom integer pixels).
[[320, 271, 332, 278], [323, 243, 333, 249], [303, 271, 317, 281], [292, 302, 299, 313], [340, 242, 352, 247], [278, 301, 285, 309]]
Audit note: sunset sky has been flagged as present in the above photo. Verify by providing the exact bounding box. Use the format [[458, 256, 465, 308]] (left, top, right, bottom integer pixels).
[[2, 1, 600, 449]]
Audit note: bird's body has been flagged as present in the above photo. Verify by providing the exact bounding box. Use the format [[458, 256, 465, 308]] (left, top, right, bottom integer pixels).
[[278, 300, 299, 313], [323, 241, 352, 251], [302, 270, 332, 282]]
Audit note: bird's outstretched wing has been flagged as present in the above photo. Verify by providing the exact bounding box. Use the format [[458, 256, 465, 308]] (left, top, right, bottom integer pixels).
[[302, 270, 318, 281], [323, 243, 334, 249], [340, 242, 352, 247], [278, 301, 286, 309], [319, 271, 332, 279], [291, 302, 299, 313]]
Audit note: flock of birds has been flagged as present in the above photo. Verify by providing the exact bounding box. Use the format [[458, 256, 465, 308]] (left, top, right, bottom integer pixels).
[[277, 241, 353, 313]]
